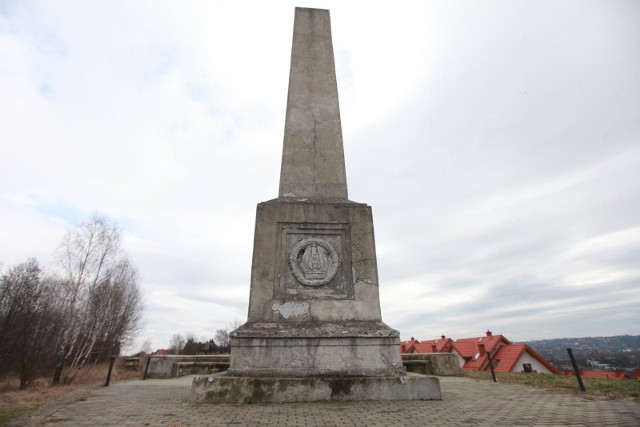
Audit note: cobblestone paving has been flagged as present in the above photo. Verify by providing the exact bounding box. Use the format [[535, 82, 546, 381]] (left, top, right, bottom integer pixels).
[[10, 376, 640, 426]]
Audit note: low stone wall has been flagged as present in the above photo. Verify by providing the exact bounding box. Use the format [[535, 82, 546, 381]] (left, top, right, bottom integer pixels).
[[402, 353, 462, 376], [145, 353, 460, 379], [120, 357, 142, 370], [143, 355, 230, 379]]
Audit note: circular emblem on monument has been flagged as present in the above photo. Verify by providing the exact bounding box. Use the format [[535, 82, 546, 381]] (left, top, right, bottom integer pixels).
[[289, 238, 340, 287]]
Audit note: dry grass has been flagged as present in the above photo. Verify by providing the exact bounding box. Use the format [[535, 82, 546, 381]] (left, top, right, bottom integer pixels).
[[0, 360, 141, 426], [463, 370, 640, 399]]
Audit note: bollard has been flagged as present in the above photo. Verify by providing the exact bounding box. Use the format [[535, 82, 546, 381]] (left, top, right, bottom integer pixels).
[[143, 356, 152, 380], [486, 351, 497, 382], [567, 348, 585, 392], [104, 355, 116, 387]]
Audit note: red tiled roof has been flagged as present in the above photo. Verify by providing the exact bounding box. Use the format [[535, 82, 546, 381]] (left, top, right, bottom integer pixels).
[[568, 370, 632, 380], [490, 344, 527, 372], [452, 333, 511, 371], [490, 344, 560, 374], [410, 342, 434, 353], [401, 336, 453, 354], [453, 334, 511, 358]]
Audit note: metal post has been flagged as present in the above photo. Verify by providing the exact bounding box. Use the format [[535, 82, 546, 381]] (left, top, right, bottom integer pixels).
[[104, 355, 116, 387], [143, 356, 151, 380], [567, 348, 585, 392], [486, 351, 497, 382]]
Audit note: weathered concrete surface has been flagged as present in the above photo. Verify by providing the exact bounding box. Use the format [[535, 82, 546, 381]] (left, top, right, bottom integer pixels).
[[144, 355, 230, 378], [229, 333, 403, 377], [279, 7, 347, 200], [402, 353, 463, 376], [192, 373, 440, 403], [430, 353, 463, 376], [229, 199, 405, 378], [244, 201, 383, 324]]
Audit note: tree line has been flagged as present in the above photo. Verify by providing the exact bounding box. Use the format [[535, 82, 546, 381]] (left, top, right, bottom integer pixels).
[[165, 319, 243, 355], [0, 215, 143, 389]]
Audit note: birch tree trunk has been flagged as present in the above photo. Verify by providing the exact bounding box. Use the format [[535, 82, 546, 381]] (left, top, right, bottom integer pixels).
[[52, 215, 142, 385]]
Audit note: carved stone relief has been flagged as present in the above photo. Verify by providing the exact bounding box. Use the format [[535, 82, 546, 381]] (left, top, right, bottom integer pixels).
[[288, 238, 340, 286], [276, 222, 353, 300]]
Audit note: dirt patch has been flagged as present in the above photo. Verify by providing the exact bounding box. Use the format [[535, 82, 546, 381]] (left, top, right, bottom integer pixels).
[[0, 361, 140, 426]]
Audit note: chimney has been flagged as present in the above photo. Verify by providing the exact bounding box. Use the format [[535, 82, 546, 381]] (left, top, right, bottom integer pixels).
[[486, 330, 493, 337], [441, 334, 446, 340], [478, 343, 487, 356], [431, 344, 438, 353]]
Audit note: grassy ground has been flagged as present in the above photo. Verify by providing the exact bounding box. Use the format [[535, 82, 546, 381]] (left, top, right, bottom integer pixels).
[[463, 370, 640, 399], [0, 361, 141, 426]]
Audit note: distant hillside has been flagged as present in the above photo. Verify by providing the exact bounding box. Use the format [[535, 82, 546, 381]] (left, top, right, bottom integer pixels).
[[520, 335, 640, 372]]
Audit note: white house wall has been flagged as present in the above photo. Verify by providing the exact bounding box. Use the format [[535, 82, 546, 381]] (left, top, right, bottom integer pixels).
[[451, 349, 465, 368], [514, 352, 553, 374]]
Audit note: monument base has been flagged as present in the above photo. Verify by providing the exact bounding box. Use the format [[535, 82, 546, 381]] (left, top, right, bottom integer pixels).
[[191, 372, 441, 403], [229, 321, 405, 378]]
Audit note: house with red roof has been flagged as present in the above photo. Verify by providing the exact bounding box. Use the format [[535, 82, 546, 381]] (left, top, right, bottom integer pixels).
[[402, 331, 559, 375], [451, 330, 511, 371], [401, 335, 454, 354], [489, 343, 559, 374]]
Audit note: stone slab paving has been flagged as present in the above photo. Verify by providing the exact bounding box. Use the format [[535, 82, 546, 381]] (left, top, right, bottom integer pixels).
[[10, 376, 640, 426]]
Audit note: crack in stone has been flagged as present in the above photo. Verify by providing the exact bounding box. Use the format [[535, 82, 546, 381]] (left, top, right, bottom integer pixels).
[[313, 117, 320, 196]]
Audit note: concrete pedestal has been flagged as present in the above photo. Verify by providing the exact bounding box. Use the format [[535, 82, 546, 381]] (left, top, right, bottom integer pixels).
[[228, 321, 405, 377]]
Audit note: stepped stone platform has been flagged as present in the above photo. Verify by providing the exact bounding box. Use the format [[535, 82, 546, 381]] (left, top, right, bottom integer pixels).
[[192, 372, 440, 404]]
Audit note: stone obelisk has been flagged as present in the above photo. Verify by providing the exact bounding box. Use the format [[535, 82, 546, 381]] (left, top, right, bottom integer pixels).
[[192, 7, 440, 403], [278, 6, 348, 201]]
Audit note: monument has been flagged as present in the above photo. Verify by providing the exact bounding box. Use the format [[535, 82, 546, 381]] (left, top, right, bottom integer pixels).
[[192, 7, 441, 403]]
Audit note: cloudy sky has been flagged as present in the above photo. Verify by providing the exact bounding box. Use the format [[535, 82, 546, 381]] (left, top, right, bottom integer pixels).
[[1, 0, 638, 351]]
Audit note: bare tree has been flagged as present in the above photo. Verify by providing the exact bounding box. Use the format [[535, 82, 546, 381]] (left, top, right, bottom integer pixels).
[[169, 333, 185, 354], [227, 318, 244, 333], [182, 337, 200, 355], [86, 258, 142, 361], [138, 339, 153, 355], [0, 259, 61, 388], [212, 318, 244, 352], [51, 214, 143, 384], [0, 215, 143, 387], [214, 328, 230, 350]]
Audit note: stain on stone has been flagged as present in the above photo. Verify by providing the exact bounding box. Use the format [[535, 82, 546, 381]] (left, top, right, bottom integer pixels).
[[250, 379, 268, 403], [272, 301, 310, 319], [329, 378, 352, 397]]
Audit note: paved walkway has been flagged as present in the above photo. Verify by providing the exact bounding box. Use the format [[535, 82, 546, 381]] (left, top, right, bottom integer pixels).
[[10, 376, 640, 426]]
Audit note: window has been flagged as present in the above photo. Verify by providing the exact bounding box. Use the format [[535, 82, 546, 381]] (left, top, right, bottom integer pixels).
[[523, 363, 532, 373]]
